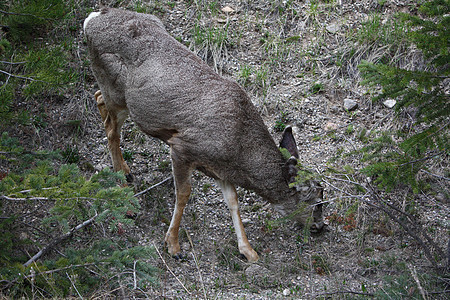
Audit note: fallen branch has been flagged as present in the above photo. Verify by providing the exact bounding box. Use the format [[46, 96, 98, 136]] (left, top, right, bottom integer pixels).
[[408, 264, 428, 300], [420, 169, 450, 181], [0, 60, 27, 65], [24, 211, 104, 267], [0, 69, 36, 82], [185, 228, 207, 299], [134, 177, 172, 197]]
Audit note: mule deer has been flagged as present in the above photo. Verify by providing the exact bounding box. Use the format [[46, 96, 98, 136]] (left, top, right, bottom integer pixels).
[[84, 8, 324, 262]]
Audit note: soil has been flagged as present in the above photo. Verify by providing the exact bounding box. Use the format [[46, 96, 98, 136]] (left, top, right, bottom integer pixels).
[[4, 0, 449, 298]]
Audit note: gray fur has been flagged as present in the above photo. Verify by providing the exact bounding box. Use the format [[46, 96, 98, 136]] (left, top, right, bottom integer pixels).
[[85, 8, 323, 230]]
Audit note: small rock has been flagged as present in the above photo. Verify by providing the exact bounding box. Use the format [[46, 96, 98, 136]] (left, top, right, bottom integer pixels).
[[324, 122, 338, 131], [326, 24, 340, 34], [221, 6, 235, 13], [242, 218, 251, 225], [343, 98, 358, 111], [283, 288, 291, 296], [383, 99, 396, 108], [95, 164, 109, 171]]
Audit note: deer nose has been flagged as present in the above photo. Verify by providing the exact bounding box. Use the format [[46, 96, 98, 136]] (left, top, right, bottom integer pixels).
[[310, 221, 325, 233]]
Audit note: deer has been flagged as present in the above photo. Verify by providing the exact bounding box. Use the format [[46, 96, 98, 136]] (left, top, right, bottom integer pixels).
[[84, 8, 324, 262]]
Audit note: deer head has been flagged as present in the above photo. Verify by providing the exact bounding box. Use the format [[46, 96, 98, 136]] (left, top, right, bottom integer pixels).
[[273, 126, 324, 232]]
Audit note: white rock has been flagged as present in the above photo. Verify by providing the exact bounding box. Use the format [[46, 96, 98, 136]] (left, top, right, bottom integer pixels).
[[326, 24, 340, 34], [283, 288, 291, 296], [383, 99, 396, 108]]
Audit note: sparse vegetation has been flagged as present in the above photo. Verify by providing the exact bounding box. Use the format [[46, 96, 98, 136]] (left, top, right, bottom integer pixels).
[[1, 0, 448, 298]]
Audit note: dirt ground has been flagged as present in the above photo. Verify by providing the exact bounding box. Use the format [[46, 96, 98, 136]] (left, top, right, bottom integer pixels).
[[6, 0, 448, 298]]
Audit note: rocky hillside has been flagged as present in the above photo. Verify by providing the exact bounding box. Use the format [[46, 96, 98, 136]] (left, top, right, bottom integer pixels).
[[1, 0, 448, 298]]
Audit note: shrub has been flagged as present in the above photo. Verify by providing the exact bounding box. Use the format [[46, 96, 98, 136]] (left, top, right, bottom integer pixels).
[[0, 135, 157, 297], [358, 0, 449, 192]]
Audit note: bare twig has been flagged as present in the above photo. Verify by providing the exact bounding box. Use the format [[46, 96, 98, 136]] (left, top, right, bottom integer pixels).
[[399, 151, 445, 167], [29, 263, 99, 278], [0, 60, 27, 65], [1, 195, 53, 201], [66, 272, 84, 299], [365, 185, 442, 269], [322, 175, 445, 269], [1, 195, 115, 202], [0, 9, 51, 20], [133, 260, 137, 290], [185, 228, 207, 300], [152, 242, 191, 295], [133, 177, 172, 197], [0, 69, 36, 82], [18, 187, 58, 194], [366, 183, 445, 260], [408, 264, 428, 300], [420, 169, 450, 181]]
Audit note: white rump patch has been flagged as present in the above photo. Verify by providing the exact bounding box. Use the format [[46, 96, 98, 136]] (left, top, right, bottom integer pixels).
[[83, 11, 101, 32]]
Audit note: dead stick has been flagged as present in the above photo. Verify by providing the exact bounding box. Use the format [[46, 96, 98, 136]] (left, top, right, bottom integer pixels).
[[24, 212, 103, 267], [408, 264, 428, 300], [366, 184, 444, 259], [185, 228, 207, 299], [152, 242, 191, 295], [134, 177, 172, 197], [364, 193, 438, 269], [1, 195, 52, 201]]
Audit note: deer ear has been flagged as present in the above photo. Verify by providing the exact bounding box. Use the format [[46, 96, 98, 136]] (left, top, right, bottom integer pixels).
[[283, 156, 298, 184], [279, 126, 299, 159]]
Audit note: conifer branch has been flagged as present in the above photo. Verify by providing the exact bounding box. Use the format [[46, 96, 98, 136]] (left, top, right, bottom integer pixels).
[[398, 151, 444, 167], [0, 9, 51, 20]]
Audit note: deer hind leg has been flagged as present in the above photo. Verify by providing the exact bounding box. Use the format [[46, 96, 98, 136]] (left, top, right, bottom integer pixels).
[[94, 91, 131, 180], [217, 180, 259, 263], [165, 155, 193, 259]]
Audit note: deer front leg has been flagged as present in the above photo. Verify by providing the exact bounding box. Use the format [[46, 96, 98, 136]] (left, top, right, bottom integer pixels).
[[94, 91, 131, 180], [165, 157, 192, 258], [217, 180, 259, 263]]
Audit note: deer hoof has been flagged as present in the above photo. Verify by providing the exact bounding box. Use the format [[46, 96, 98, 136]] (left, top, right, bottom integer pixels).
[[172, 252, 186, 261], [242, 249, 259, 263], [125, 173, 134, 183]]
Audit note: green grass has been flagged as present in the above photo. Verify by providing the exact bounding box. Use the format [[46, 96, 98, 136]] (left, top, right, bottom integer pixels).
[[355, 13, 409, 47]]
